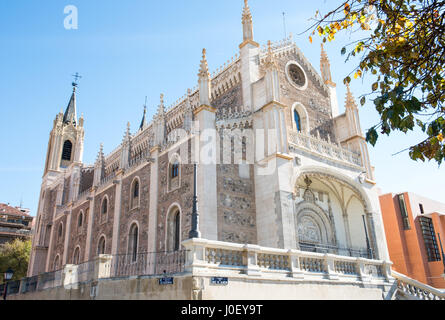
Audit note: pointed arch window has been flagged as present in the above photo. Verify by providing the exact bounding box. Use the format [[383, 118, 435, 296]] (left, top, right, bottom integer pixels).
[[73, 247, 80, 265], [171, 163, 179, 179], [61, 140, 73, 161], [53, 255, 60, 271], [57, 222, 63, 243], [294, 110, 302, 132], [101, 197, 108, 223], [97, 236, 106, 255], [128, 223, 139, 263], [78, 211, 84, 229], [130, 178, 140, 209], [167, 209, 181, 252]]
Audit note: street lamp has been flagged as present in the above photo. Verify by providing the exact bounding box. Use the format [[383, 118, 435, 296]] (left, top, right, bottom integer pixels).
[[3, 267, 14, 300]]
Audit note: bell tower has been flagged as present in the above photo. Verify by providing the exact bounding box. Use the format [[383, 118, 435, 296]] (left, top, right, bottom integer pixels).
[[43, 81, 84, 175]]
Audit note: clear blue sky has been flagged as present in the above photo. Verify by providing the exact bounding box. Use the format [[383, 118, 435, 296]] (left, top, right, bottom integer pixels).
[[0, 0, 443, 216]]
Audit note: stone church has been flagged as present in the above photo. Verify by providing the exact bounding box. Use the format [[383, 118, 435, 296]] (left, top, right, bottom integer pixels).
[[28, 1, 392, 297]]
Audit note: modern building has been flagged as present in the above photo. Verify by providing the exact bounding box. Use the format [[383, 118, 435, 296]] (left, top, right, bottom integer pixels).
[[24, 0, 403, 300], [0, 203, 33, 245], [380, 192, 445, 289]]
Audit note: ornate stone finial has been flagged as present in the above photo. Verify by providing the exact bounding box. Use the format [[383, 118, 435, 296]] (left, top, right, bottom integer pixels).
[[320, 44, 334, 86], [198, 48, 210, 78], [242, 0, 252, 22], [241, 0, 254, 43], [345, 83, 357, 109], [96, 143, 105, 164], [264, 40, 278, 70]]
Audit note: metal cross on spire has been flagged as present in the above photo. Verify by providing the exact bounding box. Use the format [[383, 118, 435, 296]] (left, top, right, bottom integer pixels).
[[72, 72, 82, 88]]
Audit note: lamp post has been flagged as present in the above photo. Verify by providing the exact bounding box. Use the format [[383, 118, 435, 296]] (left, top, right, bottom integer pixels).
[[188, 162, 201, 239], [3, 267, 14, 300]]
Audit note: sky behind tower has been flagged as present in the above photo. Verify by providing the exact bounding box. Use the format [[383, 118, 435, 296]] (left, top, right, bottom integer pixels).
[[0, 0, 443, 216]]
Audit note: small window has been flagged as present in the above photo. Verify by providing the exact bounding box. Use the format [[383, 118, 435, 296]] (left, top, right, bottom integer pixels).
[[171, 163, 179, 179], [128, 224, 139, 263], [101, 197, 108, 222], [73, 247, 80, 265], [131, 179, 140, 209], [419, 204, 424, 214], [61, 140, 73, 161], [58, 223, 63, 242], [419, 217, 441, 262], [78, 211, 83, 228], [294, 110, 302, 132], [397, 194, 411, 230], [167, 209, 181, 252], [53, 255, 60, 271], [97, 236, 106, 255]]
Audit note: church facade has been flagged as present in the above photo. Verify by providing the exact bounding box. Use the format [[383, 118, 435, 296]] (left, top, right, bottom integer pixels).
[[28, 0, 391, 281]]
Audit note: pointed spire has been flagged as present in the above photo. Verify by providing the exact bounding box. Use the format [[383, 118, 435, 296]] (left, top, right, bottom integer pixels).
[[198, 49, 212, 106], [63, 85, 77, 126], [320, 44, 335, 87], [241, 0, 255, 44], [157, 93, 165, 116], [123, 122, 131, 143], [198, 48, 210, 79], [139, 97, 147, 131], [242, 0, 252, 24], [264, 40, 278, 70], [345, 83, 357, 109], [96, 143, 105, 164]]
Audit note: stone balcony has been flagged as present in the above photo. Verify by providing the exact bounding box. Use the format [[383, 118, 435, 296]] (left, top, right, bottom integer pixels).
[[288, 130, 363, 169], [182, 238, 392, 284]]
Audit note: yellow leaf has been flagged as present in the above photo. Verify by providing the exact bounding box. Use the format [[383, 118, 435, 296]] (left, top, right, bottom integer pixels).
[[309, 36, 313, 44]]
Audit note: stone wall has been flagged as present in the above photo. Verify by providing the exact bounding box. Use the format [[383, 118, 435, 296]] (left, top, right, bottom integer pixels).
[[91, 185, 116, 258], [119, 164, 151, 254], [217, 164, 257, 244], [67, 202, 90, 264], [156, 140, 194, 251], [276, 51, 336, 141]]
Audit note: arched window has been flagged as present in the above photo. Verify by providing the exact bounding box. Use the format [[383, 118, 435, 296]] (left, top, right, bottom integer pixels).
[[294, 110, 302, 132], [128, 223, 139, 263], [168, 155, 181, 191], [78, 211, 83, 229], [61, 140, 73, 161], [73, 247, 80, 265], [130, 178, 140, 209], [58, 222, 63, 242], [101, 197, 108, 222], [171, 163, 179, 178], [97, 236, 106, 255], [53, 255, 60, 271], [167, 209, 181, 252]]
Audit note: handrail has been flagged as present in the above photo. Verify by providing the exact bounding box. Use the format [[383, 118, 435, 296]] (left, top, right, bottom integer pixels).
[[392, 270, 445, 300]]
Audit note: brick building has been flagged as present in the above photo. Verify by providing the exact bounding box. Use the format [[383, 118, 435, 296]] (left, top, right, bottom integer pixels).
[[380, 192, 445, 289], [0, 203, 33, 245], [28, 0, 391, 292]]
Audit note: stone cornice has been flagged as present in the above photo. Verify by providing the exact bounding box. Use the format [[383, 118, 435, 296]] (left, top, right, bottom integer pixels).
[[259, 100, 288, 113], [239, 39, 260, 49], [193, 104, 216, 115]]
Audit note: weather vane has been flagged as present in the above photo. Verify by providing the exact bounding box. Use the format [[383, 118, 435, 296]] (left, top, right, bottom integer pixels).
[[72, 72, 82, 88]]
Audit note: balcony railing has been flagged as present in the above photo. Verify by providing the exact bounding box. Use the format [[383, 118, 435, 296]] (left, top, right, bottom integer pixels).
[[111, 251, 186, 278], [392, 271, 445, 300], [298, 242, 373, 259], [182, 238, 390, 282], [288, 130, 362, 168]]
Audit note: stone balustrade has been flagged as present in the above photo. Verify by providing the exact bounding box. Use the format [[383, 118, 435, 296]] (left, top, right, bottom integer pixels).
[[288, 130, 362, 168], [182, 238, 392, 283], [392, 271, 445, 300]]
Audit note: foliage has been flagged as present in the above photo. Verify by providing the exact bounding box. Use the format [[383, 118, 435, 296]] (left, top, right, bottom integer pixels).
[[0, 239, 32, 283], [309, 0, 445, 164]]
